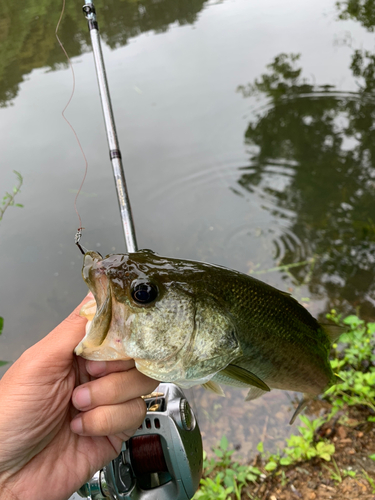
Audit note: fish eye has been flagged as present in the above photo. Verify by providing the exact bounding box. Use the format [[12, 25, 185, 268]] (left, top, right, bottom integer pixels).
[[131, 281, 158, 304]]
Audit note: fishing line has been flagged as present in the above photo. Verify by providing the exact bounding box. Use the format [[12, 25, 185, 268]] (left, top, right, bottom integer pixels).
[[55, 0, 88, 254], [129, 435, 168, 475]]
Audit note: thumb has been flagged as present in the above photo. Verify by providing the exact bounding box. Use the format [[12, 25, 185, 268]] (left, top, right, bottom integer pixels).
[[31, 293, 94, 362]]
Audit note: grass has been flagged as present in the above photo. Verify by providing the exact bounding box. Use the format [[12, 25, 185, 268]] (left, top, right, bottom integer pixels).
[[194, 436, 262, 500], [192, 313, 375, 499]]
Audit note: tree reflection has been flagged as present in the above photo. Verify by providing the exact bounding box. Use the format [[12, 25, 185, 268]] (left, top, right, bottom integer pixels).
[[238, 53, 375, 318], [0, 0, 209, 106], [336, 0, 375, 31]]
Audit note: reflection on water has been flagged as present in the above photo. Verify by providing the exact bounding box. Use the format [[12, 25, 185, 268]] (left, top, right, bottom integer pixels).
[[0, 0, 210, 106], [237, 52, 375, 319], [336, 0, 375, 31]]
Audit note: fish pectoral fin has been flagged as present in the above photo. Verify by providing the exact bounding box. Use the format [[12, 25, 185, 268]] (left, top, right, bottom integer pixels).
[[219, 364, 270, 392], [289, 393, 313, 425], [244, 387, 268, 401], [202, 381, 225, 397]]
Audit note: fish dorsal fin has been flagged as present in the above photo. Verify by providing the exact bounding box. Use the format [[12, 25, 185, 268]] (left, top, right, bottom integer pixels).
[[202, 380, 225, 397], [320, 323, 347, 343], [219, 364, 270, 392]]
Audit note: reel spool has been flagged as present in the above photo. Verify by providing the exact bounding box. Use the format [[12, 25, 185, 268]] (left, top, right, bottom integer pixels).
[[78, 383, 203, 500]]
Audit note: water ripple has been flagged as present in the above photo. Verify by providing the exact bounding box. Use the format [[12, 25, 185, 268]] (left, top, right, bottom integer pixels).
[[146, 155, 311, 277]]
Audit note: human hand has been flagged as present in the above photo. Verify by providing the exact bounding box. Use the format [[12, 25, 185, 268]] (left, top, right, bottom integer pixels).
[[0, 295, 159, 500]]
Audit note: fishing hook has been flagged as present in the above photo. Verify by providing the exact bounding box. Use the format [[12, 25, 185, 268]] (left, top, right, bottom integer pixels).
[[75, 227, 85, 255]]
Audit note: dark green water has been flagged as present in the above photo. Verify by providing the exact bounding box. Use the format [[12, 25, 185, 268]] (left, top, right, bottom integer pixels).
[[1, 0, 375, 468]]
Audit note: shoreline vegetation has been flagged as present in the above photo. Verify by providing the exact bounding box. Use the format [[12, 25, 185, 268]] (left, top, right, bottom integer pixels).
[[193, 314, 375, 500]]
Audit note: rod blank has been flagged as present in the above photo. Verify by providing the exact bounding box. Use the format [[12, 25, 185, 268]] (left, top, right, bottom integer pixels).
[[83, 2, 138, 253]]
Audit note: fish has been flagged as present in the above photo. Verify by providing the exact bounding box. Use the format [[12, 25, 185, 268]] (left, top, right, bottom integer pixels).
[[74, 249, 342, 424]]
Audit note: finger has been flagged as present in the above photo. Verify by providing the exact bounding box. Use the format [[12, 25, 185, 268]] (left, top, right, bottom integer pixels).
[[72, 368, 159, 411], [114, 428, 139, 442], [35, 294, 94, 360], [17, 295, 93, 375], [86, 359, 136, 378], [70, 398, 147, 436]]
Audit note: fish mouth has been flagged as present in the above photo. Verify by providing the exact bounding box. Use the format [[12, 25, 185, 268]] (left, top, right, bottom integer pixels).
[[74, 252, 133, 361]]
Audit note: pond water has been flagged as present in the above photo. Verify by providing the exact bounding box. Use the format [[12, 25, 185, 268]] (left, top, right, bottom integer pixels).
[[1, 0, 375, 479]]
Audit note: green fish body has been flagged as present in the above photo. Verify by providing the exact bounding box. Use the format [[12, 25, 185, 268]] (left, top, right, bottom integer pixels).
[[75, 250, 340, 423]]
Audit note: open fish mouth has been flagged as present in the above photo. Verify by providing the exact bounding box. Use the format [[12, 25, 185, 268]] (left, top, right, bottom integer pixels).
[[75, 297, 203, 381], [74, 252, 134, 360], [74, 293, 135, 360]]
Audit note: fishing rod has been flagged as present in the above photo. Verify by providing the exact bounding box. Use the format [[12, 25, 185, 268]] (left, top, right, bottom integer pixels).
[[77, 3, 203, 500], [82, 2, 137, 253]]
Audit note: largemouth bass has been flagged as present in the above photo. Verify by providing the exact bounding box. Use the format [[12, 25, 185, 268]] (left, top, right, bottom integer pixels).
[[75, 250, 341, 423]]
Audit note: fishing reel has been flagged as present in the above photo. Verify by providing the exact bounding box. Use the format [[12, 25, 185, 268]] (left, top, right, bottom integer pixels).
[[77, 383, 203, 500]]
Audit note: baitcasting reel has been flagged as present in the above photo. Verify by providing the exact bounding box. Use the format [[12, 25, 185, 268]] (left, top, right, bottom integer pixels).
[[77, 383, 203, 500]]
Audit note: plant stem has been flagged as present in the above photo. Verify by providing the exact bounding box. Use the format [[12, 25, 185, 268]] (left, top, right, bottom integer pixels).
[[0, 171, 23, 221]]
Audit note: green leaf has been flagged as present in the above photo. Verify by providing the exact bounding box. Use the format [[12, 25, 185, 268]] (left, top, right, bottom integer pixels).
[[248, 466, 261, 475], [220, 435, 228, 451], [15, 203, 24, 208], [0, 316, 3, 335], [316, 442, 335, 460], [343, 315, 364, 327], [257, 441, 264, 453], [369, 454, 375, 461], [279, 457, 293, 466], [0, 361, 9, 367], [264, 461, 277, 471]]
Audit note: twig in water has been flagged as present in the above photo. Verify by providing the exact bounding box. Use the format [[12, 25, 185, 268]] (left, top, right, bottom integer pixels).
[[250, 257, 315, 276]]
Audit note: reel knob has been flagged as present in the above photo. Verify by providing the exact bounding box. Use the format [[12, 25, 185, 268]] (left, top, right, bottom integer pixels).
[[179, 398, 195, 431]]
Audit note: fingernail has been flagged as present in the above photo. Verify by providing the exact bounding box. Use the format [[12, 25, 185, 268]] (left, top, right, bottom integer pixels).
[[86, 360, 106, 376], [74, 387, 91, 409], [71, 416, 83, 434]]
